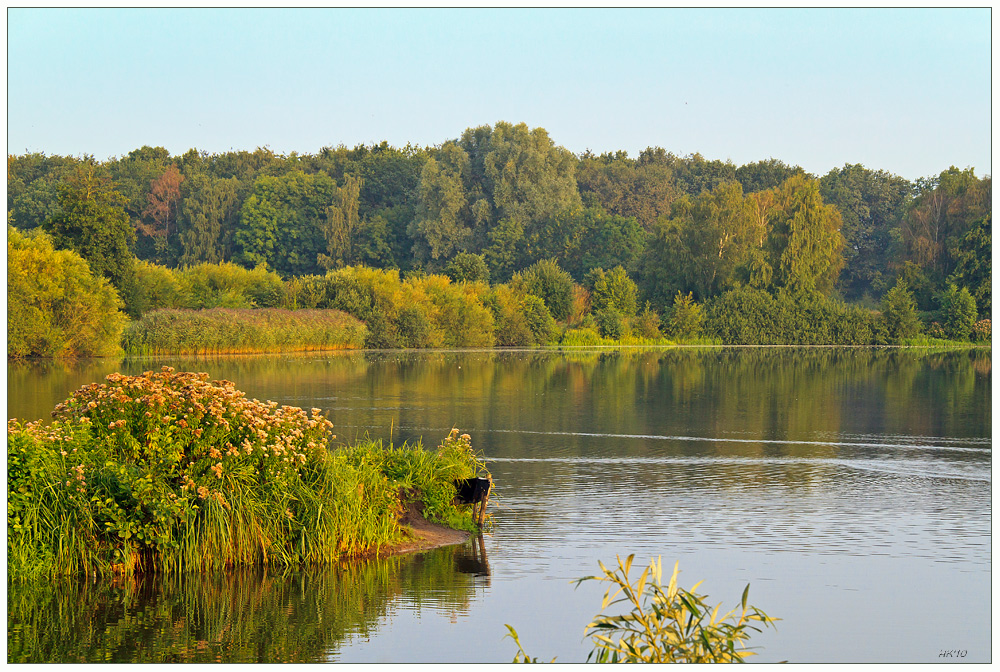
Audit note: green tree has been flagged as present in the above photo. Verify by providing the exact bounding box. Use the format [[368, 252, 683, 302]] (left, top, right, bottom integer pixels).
[[516, 259, 575, 321], [736, 158, 807, 194], [235, 170, 336, 275], [587, 266, 638, 316], [318, 174, 363, 270], [768, 175, 845, 296], [638, 180, 755, 307], [666, 291, 705, 339], [42, 165, 139, 315], [819, 164, 912, 302], [444, 252, 490, 284], [637, 149, 737, 198], [940, 283, 977, 341], [483, 218, 527, 282], [408, 143, 473, 265], [947, 214, 991, 316], [177, 174, 241, 266], [575, 150, 678, 229], [895, 167, 990, 290], [879, 279, 920, 343], [7, 152, 83, 230]]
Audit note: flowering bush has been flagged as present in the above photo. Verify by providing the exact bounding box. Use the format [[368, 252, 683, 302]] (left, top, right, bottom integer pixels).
[[8, 368, 488, 578], [971, 319, 991, 343]]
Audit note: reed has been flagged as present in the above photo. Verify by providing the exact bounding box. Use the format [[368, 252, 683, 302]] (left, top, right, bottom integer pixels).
[[8, 368, 486, 579], [121, 307, 367, 355], [506, 555, 779, 663]]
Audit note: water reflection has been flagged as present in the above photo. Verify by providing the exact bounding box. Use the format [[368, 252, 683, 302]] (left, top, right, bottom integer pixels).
[[454, 535, 492, 579], [6, 348, 991, 663], [7, 541, 487, 663]]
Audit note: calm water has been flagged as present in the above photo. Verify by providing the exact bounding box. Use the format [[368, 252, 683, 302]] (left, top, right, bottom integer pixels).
[[7, 348, 992, 663]]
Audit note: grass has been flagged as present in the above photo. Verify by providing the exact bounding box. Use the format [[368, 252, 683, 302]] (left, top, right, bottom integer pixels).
[[7, 368, 488, 579], [121, 308, 367, 355]]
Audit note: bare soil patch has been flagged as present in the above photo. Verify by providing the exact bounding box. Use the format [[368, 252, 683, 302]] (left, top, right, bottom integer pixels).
[[380, 497, 470, 556]]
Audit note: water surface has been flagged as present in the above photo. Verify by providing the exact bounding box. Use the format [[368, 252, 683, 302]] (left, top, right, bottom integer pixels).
[[8, 348, 992, 663]]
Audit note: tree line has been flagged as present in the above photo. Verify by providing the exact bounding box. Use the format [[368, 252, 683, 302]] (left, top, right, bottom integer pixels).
[[7, 121, 991, 346]]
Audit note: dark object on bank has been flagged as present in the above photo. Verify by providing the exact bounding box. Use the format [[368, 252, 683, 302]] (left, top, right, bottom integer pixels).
[[454, 476, 492, 526]]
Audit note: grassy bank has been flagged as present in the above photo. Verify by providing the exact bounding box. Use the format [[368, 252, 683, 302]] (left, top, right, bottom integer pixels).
[[121, 308, 367, 355], [7, 368, 487, 580]]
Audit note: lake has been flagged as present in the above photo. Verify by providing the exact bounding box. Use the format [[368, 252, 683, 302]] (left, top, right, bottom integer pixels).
[[7, 347, 992, 663]]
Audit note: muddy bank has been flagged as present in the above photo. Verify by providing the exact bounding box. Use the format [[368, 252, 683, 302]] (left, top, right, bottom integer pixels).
[[380, 498, 472, 556]]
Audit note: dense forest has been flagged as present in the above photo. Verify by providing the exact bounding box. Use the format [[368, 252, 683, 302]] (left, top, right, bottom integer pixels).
[[7, 121, 992, 353]]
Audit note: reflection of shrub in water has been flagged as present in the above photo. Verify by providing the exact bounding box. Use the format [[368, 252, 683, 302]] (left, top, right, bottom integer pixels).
[[8, 541, 494, 662], [7, 555, 472, 663]]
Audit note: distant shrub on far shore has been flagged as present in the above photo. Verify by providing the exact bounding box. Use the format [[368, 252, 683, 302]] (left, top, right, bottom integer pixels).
[[122, 308, 366, 355]]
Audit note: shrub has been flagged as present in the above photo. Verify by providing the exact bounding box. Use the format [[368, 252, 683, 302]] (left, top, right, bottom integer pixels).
[[485, 284, 534, 347], [560, 327, 608, 346], [122, 308, 367, 355], [444, 252, 490, 284], [506, 555, 777, 663], [522, 295, 557, 345], [518, 259, 575, 321], [706, 286, 878, 345], [595, 307, 626, 340], [7, 369, 487, 579], [587, 266, 638, 317], [283, 274, 328, 309], [880, 279, 921, 344], [178, 262, 285, 309], [666, 291, 705, 340], [8, 226, 125, 357], [132, 260, 187, 313], [971, 319, 991, 343], [941, 284, 977, 341], [631, 302, 663, 339], [407, 274, 495, 348]]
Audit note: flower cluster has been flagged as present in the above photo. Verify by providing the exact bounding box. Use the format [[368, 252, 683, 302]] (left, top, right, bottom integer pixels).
[[972, 319, 991, 343], [42, 367, 337, 516]]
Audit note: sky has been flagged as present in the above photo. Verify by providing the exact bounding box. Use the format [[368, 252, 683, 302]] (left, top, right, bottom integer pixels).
[[6, 7, 992, 182]]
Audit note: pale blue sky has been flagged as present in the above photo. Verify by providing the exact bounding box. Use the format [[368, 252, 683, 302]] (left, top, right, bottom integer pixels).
[[6, 7, 991, 181]]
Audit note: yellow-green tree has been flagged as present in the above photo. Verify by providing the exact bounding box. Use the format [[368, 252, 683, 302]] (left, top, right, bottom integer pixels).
[[8, 226, 125, 357]]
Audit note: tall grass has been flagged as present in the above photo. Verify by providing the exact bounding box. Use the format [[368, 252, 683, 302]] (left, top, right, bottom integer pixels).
[[121, 308, 367, 355], [8, 368, 488, 579], [506, 555, 778, 663]]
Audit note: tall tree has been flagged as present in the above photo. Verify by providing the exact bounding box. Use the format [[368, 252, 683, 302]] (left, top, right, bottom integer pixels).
[[140, 164, 185, 263], [768, 175, 845, 296], [234, 170, 337, 275], [176, 174, 241, 266], [42, 165, 139, 314], [576, 150, 678, 229], [408, 143, 473, 264], [736, 158, 807, 194], [638, 180, 754, 305], [319, 174, 362, 269], [895, 167, 990, 290], [820, 164, 912, 301]]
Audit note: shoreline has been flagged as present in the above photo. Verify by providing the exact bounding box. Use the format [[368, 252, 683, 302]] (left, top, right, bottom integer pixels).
[[378, 498, 472, 557]]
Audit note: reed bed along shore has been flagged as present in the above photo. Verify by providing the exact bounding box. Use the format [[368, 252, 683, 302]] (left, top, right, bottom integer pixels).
[[7, 368, 488, 580], [121, 308, 367, 355]]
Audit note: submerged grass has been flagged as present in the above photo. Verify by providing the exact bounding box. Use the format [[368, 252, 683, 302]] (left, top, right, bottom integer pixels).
[[7, 368, 487, 579], [121, 308, 367, 355]]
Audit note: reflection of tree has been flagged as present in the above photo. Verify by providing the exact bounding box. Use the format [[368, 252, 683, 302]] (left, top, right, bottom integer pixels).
[[11, 347, 990, 470], [8, 543, 484, 663]]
